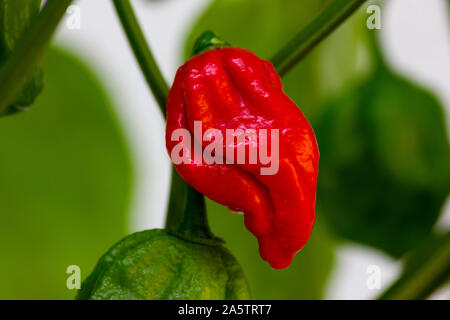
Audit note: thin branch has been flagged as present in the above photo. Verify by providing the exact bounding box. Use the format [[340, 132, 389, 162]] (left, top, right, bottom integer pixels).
[[271, 0, 367, 76], [112, 0, 169, 117], [112, 0, 199, 233], [378, 232, 450, 300]]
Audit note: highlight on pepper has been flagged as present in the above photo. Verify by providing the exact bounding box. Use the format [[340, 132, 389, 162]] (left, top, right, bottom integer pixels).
[[170, 121, 280, 176]]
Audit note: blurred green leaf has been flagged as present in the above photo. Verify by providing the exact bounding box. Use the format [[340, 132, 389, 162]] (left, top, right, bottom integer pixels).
[[315, 57, 450, 257], [0, 0, 44, 114], [0, 47, 133, 299]]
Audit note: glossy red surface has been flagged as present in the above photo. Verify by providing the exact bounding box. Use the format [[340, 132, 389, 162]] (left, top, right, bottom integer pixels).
[[166, 47, 319, 269]]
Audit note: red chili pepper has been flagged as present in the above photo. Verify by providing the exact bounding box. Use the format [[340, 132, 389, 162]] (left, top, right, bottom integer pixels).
[[166, 47, 319, 269]]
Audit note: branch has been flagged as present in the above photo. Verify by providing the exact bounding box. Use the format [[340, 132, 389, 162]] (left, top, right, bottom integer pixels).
[[112, 0, 207, 236], [271, 0, 367, 76], [378, 231, 450, 300], [112, 0, 169, 117]]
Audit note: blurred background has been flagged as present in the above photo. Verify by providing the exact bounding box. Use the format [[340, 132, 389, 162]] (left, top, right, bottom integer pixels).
[[0, 0, 449, 299]]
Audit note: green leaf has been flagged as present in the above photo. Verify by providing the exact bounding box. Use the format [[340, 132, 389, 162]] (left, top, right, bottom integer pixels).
[[79, 229, 250, 300], [0, 47, 133, 299], [315, 64, 450, 257], [0, 0, 44, 113]]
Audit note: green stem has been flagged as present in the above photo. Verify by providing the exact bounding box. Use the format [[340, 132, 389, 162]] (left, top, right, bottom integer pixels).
[[174, 185, 219, 243], [112, 0, 213, 238], [165, 167, 187, 232], [0, 0, 73, 115], [112, 0, 169, 117], [378, 231, 450, 300], [165, 31, 229, 237], [271, 0, 366, 76]]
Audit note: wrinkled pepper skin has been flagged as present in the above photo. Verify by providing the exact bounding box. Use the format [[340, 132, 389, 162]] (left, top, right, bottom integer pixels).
[[78, 229, 250, 300], [166, 47, 319, 269]]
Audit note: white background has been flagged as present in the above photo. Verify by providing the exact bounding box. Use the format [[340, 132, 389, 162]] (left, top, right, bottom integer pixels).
[[55, 0, 450, 299]]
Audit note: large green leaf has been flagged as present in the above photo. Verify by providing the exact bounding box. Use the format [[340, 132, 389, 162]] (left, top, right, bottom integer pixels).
[[0, 47, 133, 299], [315, 61, 450, 257]]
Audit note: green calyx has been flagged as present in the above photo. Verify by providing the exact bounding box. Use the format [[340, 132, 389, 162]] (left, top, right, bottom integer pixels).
[[192, 30, 230, 56], [77, 229, 250, 300]]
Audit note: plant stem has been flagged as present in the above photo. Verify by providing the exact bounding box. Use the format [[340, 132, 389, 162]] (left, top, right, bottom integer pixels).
[[0, 0, 73, 115], [378, 231, 450, 300], [112, 0, 208, 236], [165, 167, 187, 232], [112, 0, 169, 117], [165, 32, 230, 236], [175, 185, 217, 242], [271, 0, 367, 76]]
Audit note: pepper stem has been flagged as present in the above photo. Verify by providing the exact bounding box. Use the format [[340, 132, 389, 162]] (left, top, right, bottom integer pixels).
[[175, 185, 220, 243], [166, 32, 231, 244], [112, 0, 169, 117], [192, 30, 230, 56]]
